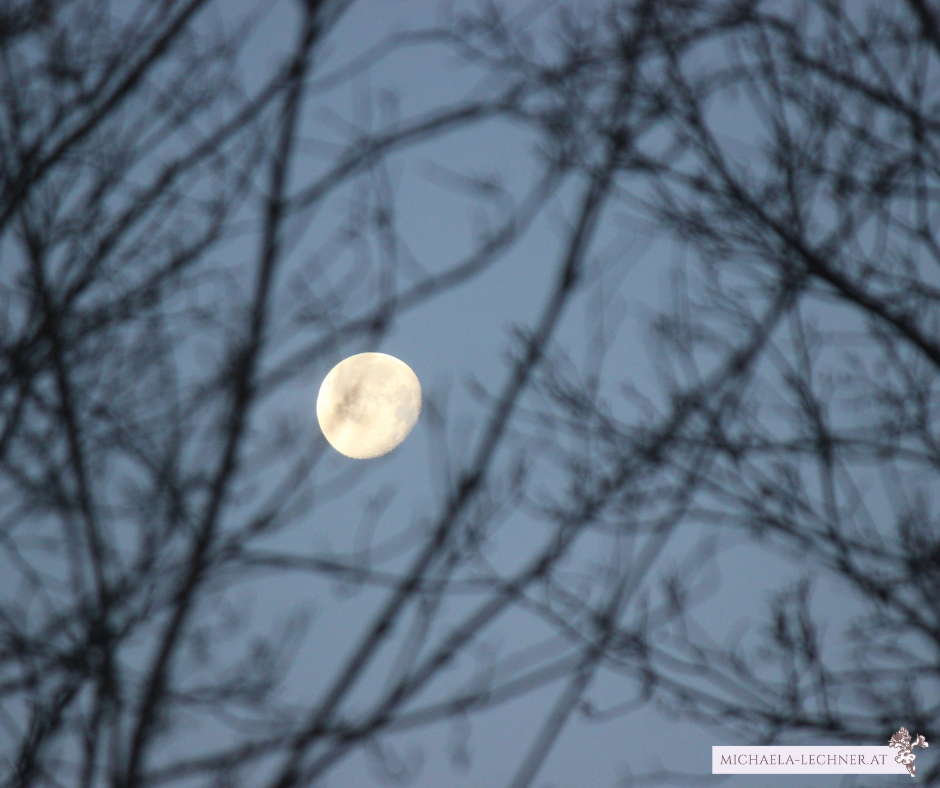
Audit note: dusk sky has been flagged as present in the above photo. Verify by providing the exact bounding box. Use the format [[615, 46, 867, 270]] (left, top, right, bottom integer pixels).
[[1, 0, 936, 786]]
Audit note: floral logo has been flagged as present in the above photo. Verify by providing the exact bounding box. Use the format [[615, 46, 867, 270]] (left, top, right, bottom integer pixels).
[[888, 728, 929, 777]]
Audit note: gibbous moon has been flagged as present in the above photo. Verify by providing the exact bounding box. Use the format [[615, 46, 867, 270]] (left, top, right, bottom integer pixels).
[[316, 353, 422, 459]]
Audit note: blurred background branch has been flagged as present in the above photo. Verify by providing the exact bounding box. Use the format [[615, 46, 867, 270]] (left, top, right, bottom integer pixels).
[[0, 0, 937, 787]]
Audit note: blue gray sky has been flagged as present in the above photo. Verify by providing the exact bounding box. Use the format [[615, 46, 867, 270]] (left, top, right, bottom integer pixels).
[[194, 1, 930, 786]]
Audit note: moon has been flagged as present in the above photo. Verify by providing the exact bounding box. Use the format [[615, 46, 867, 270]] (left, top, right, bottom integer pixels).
[[316, 353, 422, 459]]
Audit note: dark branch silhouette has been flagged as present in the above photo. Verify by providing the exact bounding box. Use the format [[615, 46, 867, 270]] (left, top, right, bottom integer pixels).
[[1, 0, 938, 787]]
